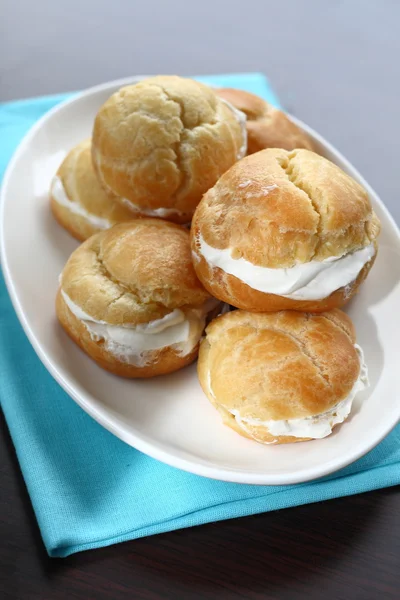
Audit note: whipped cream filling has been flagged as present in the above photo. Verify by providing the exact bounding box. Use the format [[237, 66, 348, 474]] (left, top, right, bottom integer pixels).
[[51, 176, 112, 230], [119, 196, 188, 220], [61, 290, 215, 367], [208, 344, 368, 443], [197, 234, 375, 301], [219, 98, 247, 159]]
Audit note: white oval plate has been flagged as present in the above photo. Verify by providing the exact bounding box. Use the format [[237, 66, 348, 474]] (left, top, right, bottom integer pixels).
[[1, 77, 400, 485]]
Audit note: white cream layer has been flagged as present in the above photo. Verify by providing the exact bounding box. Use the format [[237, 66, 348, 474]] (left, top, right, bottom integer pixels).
[[219, 344, 368, 442], [219, 98, 247, 159], [61, 290, 213, 367], [119, 196, 188, 220], [51, 176, 112, 230], [198, 234, 375, 301]]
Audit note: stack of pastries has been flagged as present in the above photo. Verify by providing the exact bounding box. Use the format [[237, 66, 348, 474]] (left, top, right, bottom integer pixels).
[[52, 75, 380, 445]]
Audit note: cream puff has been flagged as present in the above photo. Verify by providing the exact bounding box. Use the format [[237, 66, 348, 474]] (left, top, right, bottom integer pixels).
[[92, 76, 247, 224], [216, 87, 315, 154], [191, 148, 380, 312], [198, 309, 369, 444], [50, 140, 134, 241], [56, 219, 219, 377]]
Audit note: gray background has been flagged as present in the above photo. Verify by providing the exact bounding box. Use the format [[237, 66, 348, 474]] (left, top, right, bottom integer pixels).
[[1, 0, 399, 222]]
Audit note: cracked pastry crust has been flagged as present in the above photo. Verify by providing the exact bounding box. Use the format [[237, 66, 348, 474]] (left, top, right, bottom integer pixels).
[[191, 148, 380, 312], [198, 309, 361, 444], [216, 87, 315, 154], [92, 76, 247, 224], [50, 139, 134, 241], [57, 219, 213, 377]]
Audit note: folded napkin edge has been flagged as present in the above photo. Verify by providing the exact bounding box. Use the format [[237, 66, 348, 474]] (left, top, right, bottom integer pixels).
[[50, 459, 400, 557]]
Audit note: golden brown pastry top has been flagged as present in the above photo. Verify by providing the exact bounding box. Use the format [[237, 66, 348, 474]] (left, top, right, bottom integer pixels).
[[199, 309, 360, 421], [191, 148, 380, 268], [216, 87, 315, 154], [54, 140, 134, 222], [60, 219, 211, 325], [92, 76, 246, 218]]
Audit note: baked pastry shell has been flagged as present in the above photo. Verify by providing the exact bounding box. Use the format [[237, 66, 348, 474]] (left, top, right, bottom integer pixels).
[[50, 140, 134, 241], [92, 76, 246, 222], [56, 289, 199, 378], [216, 87, 316, 154], [197, 309, 361, 444]]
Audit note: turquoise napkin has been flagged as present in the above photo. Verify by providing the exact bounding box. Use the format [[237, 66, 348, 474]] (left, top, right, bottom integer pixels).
[[1, 73, 399, 558]]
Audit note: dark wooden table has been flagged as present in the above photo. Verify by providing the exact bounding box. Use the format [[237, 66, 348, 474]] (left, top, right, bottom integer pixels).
[[1, 412, 399, 600]]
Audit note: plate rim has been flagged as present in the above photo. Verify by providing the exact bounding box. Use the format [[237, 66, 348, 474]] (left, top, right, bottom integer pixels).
[[1, 76, 399, 485]]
